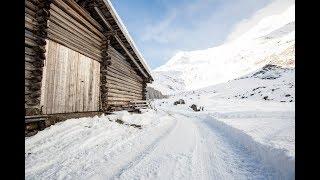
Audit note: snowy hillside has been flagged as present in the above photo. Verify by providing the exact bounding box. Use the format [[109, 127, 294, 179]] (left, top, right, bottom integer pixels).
[[181, 64, 295, 103], [150, 5, 295, 95]]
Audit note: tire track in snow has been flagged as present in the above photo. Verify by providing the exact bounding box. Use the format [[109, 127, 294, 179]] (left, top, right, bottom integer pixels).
[[111, 115, 178, 180], [159, 110, 277, 179], [116, 113, 201, 180]]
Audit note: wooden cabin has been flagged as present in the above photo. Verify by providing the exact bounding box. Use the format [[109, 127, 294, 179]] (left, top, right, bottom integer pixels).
[[25, 0, 154, 120]]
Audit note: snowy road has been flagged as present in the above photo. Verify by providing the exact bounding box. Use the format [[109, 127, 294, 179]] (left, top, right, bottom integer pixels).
[[26, 109, 280, 180], [118, 111, 275, 180]]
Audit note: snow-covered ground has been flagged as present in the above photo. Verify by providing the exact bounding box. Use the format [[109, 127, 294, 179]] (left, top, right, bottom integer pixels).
[[25, 101, 294, 179], [25, 65, 295, 179]]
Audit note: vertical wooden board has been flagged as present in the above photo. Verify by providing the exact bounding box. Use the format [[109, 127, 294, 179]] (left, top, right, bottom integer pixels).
[[86, 57, 91, 111], [53, 43, 61, 113], [41, 40, 100, 114], [56, 43, 67, 113], [87, 58, 92, 111], [82, 56, 89, 111], [93, 60, 100, 111], [78, 54, 85, 112], [46, 40, 58, 114], [40, 40, 49, 112], [74, 53, 80, 112], [75, 53, 81, 112], [62, 45, 70, 113], [68, 50, 78, 113]]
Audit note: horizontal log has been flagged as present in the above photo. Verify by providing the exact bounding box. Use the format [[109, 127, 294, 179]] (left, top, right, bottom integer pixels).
[[28, 0, 40, 6], [25, 70, 42, 81], [25, 61, 39, 71], [25, 81, 42, 91], [109, 52, 135, 71], [107, 69, 143, 87], [25, 96, 41, 106], [25, 5, 36, 17], [25, 13, 38, 27], [52, 0, 103, 38], [49, 5, 102, 44], [109, 59, 140, 78], [47, 30, 102, 62], [107, 83, 142, 94], [108, 66, 138, 82], [25, 89, 42, 98], [25, 50, 45, 62], [108, 47, 136, 68], [47, 21, 102, 54], [106, 75, 143, 90], [107, 101, 130, 106], [108, 66, 143, 84], [25, 35, 38, 47], [108, 89, 143, 98], [107, 96, 140, 102], [62, 0, 103, 32], [25, 30, 47, 46], [25, 46, 37, 56], [108, 85, 142, 95], [107, 82, 143, 94], [25, 0, 37, 12], [108, 92, 142, 100], [49, 12, 102, 46], [36, 8, 50, 18], [108, 88, 143, 97], [25, 19, 37, 32], [48, 18, 102, 49]]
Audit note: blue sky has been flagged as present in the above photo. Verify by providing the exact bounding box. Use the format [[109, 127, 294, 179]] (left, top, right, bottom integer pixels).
[[111, 0, 276, 69]]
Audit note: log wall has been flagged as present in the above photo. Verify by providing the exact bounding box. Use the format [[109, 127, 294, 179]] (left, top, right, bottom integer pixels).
[[47, 0, 104, 62], [105, 46, 145, 109], [25, 0, 51, 116], [26, 0, 149, 115]]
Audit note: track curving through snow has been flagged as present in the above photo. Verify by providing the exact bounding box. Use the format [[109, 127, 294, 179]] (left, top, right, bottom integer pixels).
[[116, 111, 276, 180], [25, 110, 279, 180]]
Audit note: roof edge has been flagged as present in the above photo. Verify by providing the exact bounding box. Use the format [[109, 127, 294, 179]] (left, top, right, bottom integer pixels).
[[102, 0, 154, 81]]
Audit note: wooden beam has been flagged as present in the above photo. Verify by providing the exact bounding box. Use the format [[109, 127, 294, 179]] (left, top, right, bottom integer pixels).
[[93, 6, 148, 79]]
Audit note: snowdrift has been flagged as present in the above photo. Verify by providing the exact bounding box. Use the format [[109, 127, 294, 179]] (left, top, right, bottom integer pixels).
[[203, 114, 294, 179]]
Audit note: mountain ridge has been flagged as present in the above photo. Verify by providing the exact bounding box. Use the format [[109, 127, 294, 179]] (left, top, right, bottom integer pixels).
[[149, 5, 295, 95]]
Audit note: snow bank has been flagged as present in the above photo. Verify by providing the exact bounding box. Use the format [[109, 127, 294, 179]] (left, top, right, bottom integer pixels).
[[203, 114, 295, 179]]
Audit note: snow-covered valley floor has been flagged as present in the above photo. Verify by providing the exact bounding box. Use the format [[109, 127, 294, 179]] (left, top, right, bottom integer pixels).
[[25, 97, 294, 180]]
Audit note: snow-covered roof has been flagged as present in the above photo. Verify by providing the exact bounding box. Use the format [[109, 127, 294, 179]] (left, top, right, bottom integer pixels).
[[102, 0, 154, 81]]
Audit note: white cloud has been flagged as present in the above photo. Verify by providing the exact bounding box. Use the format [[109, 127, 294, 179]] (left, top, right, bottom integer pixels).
[[137, 0, 295, 68], [141, 11, 178, 43], [226, 0, 295, 42]]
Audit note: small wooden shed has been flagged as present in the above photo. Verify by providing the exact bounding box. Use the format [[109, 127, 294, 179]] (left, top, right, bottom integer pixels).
[[25, 0, 154, 117]]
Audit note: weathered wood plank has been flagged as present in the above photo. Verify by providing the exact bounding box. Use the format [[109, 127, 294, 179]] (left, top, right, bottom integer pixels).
[[49, 9, 101, 43], [47, 30, 102, 61], [47, 20, 102, 55], [41, 40, 100, 114], [52, 0, 104, 38], [49, 4, 102, 42], [62, 0, 103, 32]]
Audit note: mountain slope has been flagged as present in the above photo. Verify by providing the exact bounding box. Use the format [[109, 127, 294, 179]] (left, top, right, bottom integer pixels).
[[150, 5, 295, 95], [179, 64, 295, 103]]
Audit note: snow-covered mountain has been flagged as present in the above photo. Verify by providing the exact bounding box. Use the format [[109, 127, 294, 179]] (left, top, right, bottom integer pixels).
[[150, 5, 295, 95], [179, 64, 295, 103]]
